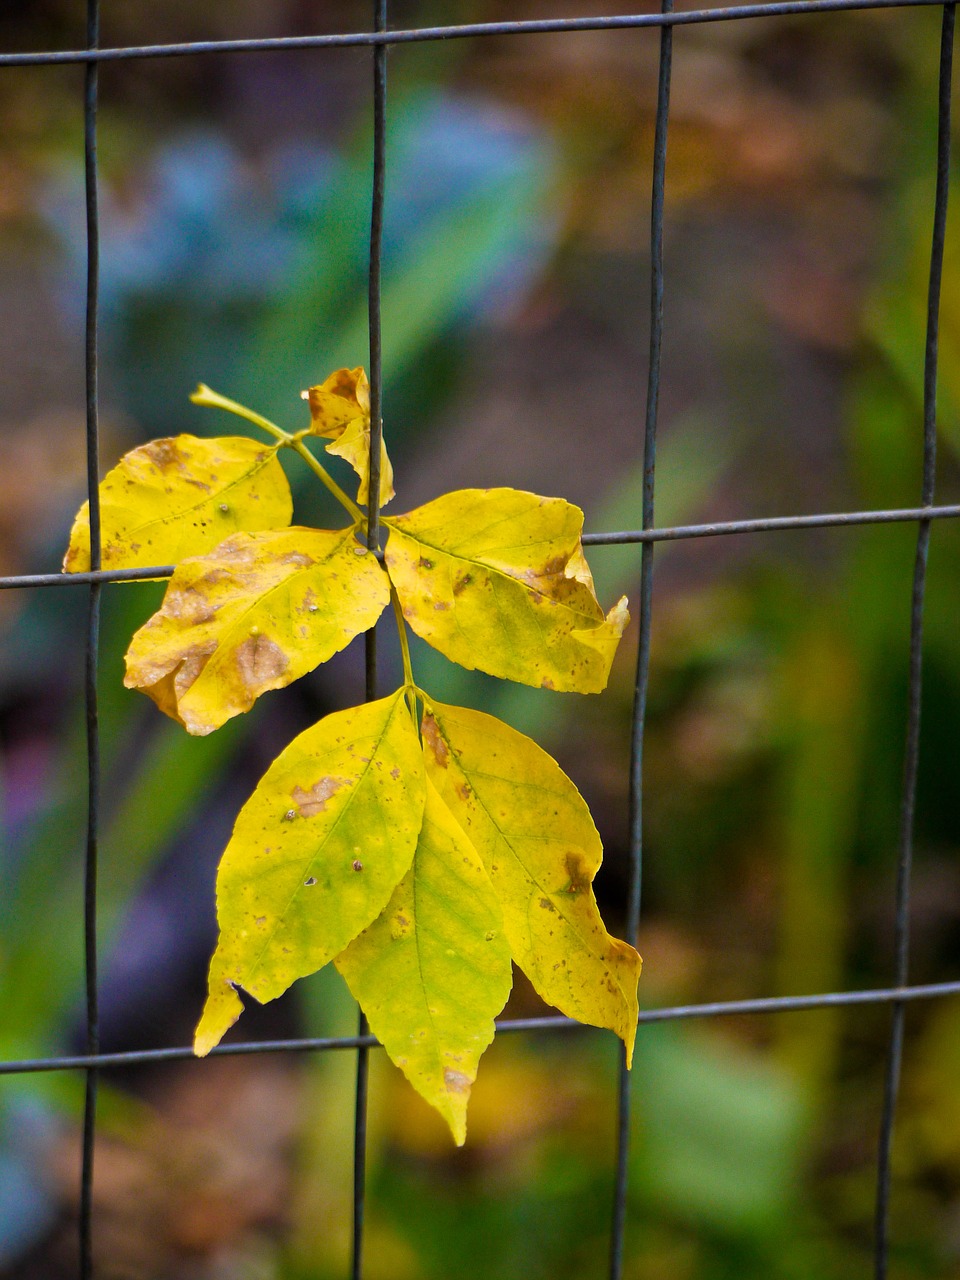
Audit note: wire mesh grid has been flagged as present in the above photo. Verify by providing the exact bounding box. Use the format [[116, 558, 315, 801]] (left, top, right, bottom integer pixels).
[[0, 3, 957, 1278]]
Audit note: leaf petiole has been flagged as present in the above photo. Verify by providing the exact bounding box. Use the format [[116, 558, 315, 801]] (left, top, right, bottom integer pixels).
[[192, 383, 294, 445], [191, 383, 366, 527], [289, 438, 366, 526], [391, 586, 416, 691]]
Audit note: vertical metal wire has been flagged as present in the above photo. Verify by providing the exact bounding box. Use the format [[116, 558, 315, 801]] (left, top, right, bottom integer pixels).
[[79, 1, 101, 1277], [874, 7, 955, 1276], [609, 6, 673, 1279], [352, 6, 387, 1279]]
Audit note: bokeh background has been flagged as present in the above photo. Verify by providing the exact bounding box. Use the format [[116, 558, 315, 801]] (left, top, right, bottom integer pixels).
[[2, 1, 960, 1276]]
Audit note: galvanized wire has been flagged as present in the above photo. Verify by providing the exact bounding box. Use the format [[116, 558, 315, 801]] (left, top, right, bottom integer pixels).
[[6, 503, 960, 594], [79, 0, 101, 1275], [610, 2, 672, 1276], [3, 982, 960, 1077], [352, 6, 388, 1277], [0, 0, 951, 68], [874, 7, 956, 1275], [0, 5, 957, 1280]]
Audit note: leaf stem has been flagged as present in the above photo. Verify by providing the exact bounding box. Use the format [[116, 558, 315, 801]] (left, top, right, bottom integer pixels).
[[192, 383, 366, 526], [192, 384, 293, 445], [291, 439, 366, 526], [391, 586, 415, 689]]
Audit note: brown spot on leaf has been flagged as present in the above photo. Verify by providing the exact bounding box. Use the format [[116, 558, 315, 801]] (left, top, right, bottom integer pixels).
[[391, 912, 412, 940], [422, 715, 448, 768], [236, 633, 288, 691], [353, 860, 363, 872], [292, 776, 347, 817], [443, 1068, 471, 1095], [453, 572, 473, 596], [539, 896, 556, 912], [166, 586, 216, 626], [563, 852, 591, 895], [418, 557, 435, 571], [541, 676, 556, 690], [456, 782, 471, 802], [142, 439, 188, 473], [280, 552, 313, 566]]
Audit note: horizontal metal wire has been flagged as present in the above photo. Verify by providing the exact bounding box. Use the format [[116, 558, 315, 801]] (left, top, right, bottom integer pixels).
[[4, 503, 957, 592], [582, 502, 960, 545], [1, 980, 957, 1076], [0, 565, 177, 590], [0, 0, 947, 68]]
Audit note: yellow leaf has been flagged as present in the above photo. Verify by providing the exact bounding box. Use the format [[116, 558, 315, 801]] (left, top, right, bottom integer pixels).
[[384, 489, 629, 693], [63, 435, 292, 573], [124, 527, 390, 735], [336, 775, 513, 1145], [421, 699, 641, 1065], [303, 367, 394, 509], [194, 691, 425, 1056]]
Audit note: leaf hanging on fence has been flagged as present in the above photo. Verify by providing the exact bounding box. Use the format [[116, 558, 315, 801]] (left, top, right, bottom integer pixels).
[[384, 488, 629, 692], [124, 527, 390, 735], [304, 366, 395, 508], [194, 691, 425, 1056], [336, 774, 513, 1144], [421, 699, 641, 1065], [63, 435, 293, 573]]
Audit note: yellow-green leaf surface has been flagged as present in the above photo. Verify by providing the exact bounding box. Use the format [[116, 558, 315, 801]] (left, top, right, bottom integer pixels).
[[384, 489, 629, 693], [422, 699, 641, 1065], [336, 775, 513, 1144], [64, 435, 293, 573], [194, 691, 425, 1055], [304, 366, 394, 508], [124, 527, 390, 735]]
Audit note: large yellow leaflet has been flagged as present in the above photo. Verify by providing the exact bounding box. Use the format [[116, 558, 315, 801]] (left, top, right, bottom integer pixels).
[[422, 699, 641, 1065], [124, 527, 390, 735], [63, 434, 292, 572], [336, 775, 513, 1145], [384, 488, 628, 693], [195, 691, 425, 1055]]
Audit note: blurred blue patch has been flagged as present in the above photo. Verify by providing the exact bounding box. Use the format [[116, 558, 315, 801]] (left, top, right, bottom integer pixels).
[[44, 92, 558, 433], [0, 1100, 58, 1266]]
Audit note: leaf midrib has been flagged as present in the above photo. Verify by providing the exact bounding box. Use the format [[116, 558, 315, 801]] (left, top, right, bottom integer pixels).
[[385, 522, 600, 627], [175, 528, 373, 698], [432, 712, 635, 1010], [242, 694, 411, 990], [116, 446, 285, 543]]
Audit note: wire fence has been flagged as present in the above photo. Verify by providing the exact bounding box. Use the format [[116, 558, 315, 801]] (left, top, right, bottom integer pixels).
[[0, 3, 956, 1279]]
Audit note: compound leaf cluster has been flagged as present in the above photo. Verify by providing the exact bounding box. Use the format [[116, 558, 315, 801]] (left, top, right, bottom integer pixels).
[[64, 367, 641, 1145]]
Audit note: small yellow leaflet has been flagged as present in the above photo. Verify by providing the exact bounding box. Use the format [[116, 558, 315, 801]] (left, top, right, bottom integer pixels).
[[304, 366, 395, 509]]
